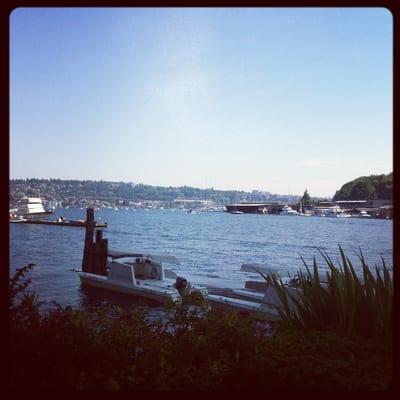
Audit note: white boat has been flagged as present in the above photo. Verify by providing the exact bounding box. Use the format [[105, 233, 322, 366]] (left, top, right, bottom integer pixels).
[[207, 257, 330, 319], [79, 252, 207, 304], [297, 203, 313, 216], [325, 206, 351, 218], [279, 205, 299, 216], [352, 210, 371, 218], [229, 210, 243, 214], [208, 262, 330, 319], [207, 279, 298, 320], [9, 215, 27, 223], [206, 294, 280, 319], [12, 197, 54, 220], [204, 262, 292, 319]]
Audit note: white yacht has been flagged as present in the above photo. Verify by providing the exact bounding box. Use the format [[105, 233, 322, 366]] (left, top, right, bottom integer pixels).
[[298, 211, 312, 217], [280, 205, 299, 216], [12, 197, 54, 220], [325, 206, 351, 218], [352, 210, 371, 218]]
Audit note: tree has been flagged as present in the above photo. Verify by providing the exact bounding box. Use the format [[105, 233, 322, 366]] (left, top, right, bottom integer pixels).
[[301, 189, 312, 206], [351, 180, 375, 200], [333, 173, 392, 201]]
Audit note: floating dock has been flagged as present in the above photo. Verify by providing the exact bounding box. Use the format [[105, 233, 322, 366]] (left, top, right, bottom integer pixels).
[[10, 219, 107, 228]]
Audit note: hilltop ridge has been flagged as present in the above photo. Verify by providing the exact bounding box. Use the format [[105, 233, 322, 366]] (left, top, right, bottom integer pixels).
[[333, 173, 392, 201], [10, 178, 309, 205]]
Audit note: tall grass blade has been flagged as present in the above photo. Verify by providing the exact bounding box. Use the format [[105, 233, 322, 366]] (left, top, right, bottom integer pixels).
[[257, 247, 392, 346]]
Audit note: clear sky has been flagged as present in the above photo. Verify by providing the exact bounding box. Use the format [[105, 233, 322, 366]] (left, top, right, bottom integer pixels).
[[10, 7, 392, 197]]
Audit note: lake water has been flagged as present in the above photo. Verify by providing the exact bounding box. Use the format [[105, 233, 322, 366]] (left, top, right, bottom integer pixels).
[[9, 208, 393, 310]]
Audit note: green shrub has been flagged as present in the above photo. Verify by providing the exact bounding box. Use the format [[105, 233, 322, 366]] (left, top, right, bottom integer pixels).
[[9, 262, 392, 390], [260, 246, 393, 348]]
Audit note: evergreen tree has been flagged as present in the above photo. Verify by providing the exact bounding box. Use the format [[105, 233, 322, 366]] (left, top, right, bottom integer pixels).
[[301, 189, 312, 206]]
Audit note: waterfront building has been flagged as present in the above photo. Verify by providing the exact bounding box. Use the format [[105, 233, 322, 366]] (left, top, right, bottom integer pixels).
[[226, 203, 283, 214]]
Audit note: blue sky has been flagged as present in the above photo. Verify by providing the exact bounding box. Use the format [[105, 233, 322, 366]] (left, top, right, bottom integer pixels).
[[10, 7, 392, 197]]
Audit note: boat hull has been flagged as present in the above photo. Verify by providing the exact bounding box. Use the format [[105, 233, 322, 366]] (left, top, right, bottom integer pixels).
[[79, 272, 181, 304], [207, 294, 280, 320], [22, 211, 54, 220], [9, 218, 27, 223]]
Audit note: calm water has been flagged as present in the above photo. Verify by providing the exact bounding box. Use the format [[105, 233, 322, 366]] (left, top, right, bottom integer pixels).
[[9, 208, 393, 309]]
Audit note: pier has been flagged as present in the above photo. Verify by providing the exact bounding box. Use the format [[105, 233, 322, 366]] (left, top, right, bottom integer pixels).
[[10, 219, 107, 228], [225, 201, 392, 218], [82, 208, 109, 275]]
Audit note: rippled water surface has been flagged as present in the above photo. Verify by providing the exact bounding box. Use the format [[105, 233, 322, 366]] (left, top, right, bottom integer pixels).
[[9, 208, 393, 309]]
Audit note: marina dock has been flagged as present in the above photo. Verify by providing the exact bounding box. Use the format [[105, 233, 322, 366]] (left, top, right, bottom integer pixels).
[[10, 219, 107, 228]]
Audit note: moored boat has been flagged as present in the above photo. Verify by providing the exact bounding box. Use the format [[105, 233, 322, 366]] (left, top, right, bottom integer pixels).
[[12, 197, 54, 220], [325, 206, 351, 218], [79, 251, 207, 304], [280, 205, 299, 216], [351, 210, 371, 218]]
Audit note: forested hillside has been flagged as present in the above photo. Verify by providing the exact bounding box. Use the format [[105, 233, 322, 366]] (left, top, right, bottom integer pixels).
[[333, 173, 392, 201], [9, 179, 276, 204]]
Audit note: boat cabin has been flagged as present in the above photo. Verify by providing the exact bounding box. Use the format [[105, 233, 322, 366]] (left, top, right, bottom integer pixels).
[[132, 258, 165, 280], [107, 257, 165, 284]]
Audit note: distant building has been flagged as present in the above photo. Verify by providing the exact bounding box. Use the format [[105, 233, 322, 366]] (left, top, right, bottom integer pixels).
[[226, 202, 283, 214], [334, 200, 370, 208], [173, 199, 215, 208], [334, 200, 392, 209], [319, 199, 392, 211], [316, 200, 335, 207]]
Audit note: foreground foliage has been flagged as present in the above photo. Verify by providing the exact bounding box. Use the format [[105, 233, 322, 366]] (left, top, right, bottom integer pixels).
[[9, 263, 392, 391], [262, 246, 393, 352]]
